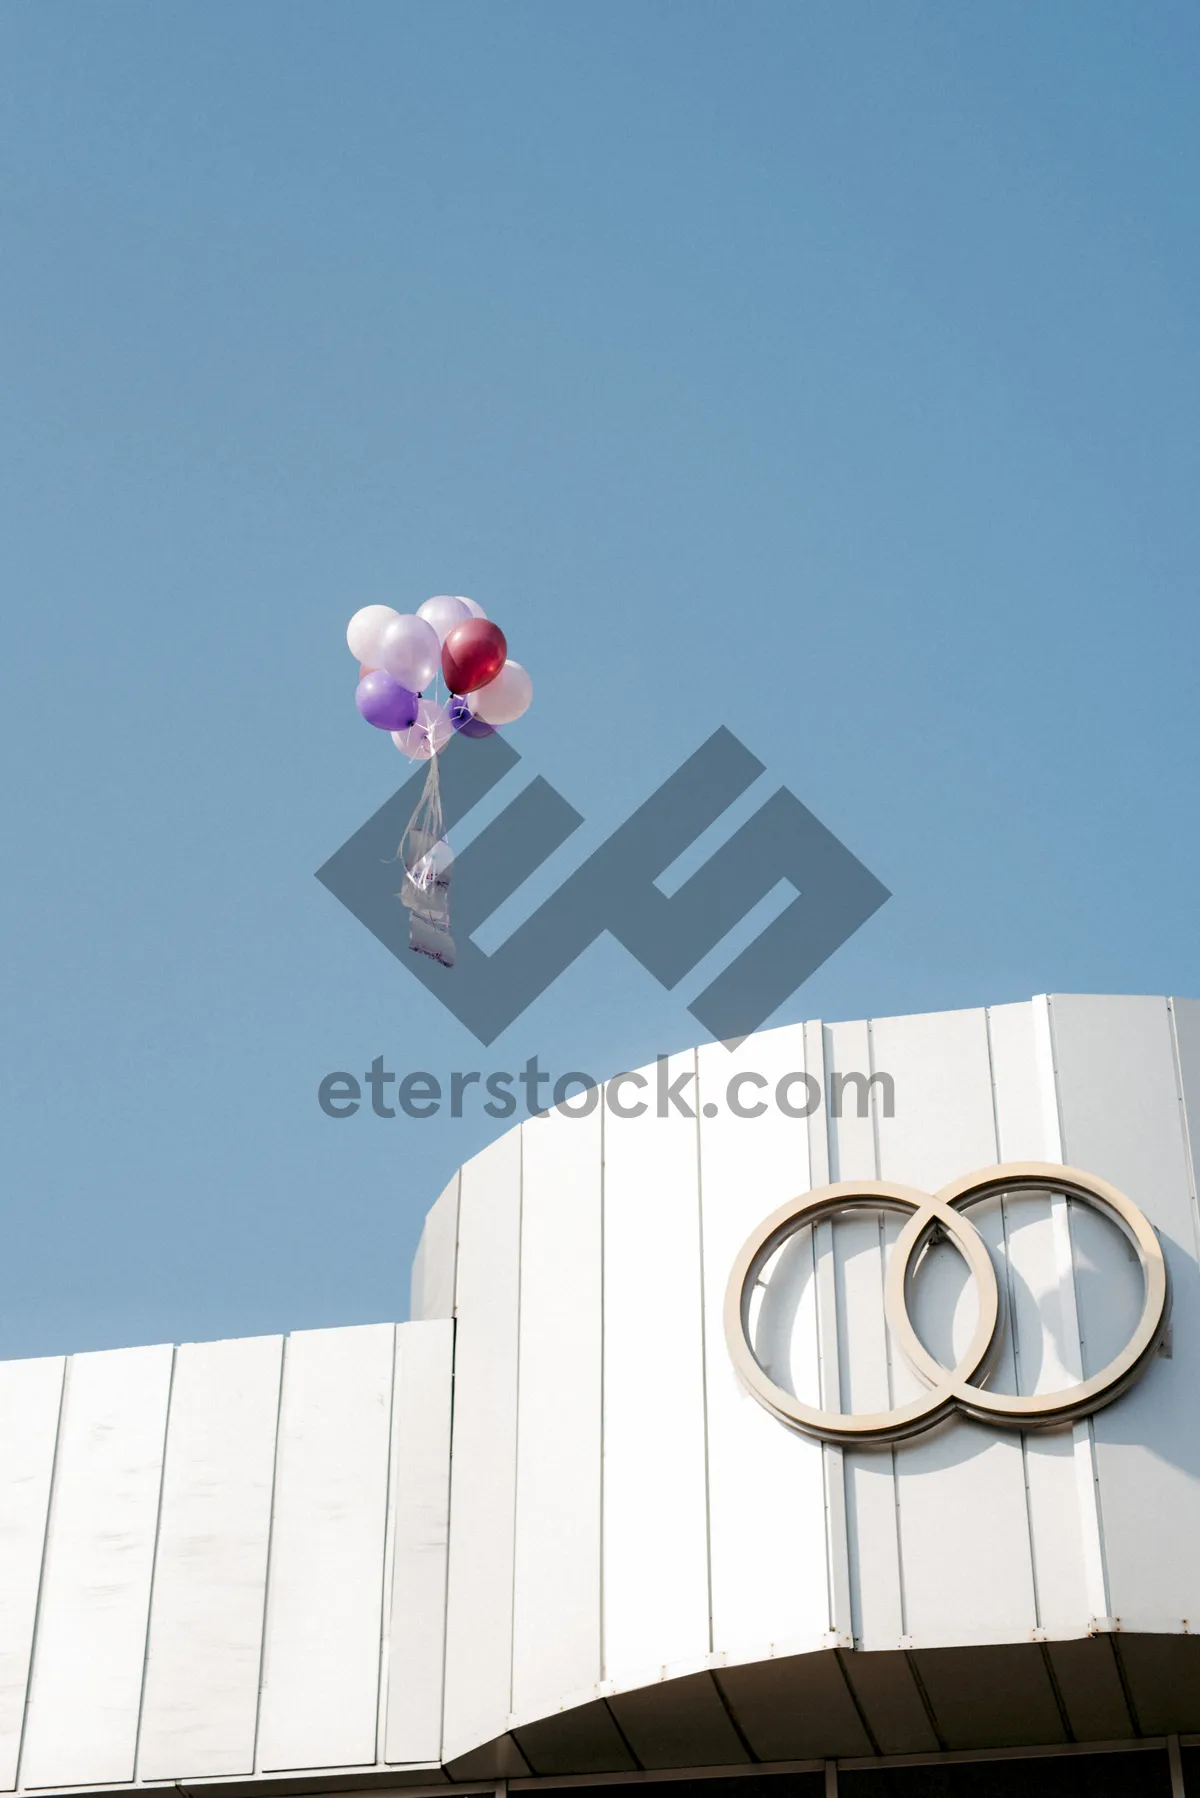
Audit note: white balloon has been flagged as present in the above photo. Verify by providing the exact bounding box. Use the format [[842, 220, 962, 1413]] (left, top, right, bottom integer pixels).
[[392, 699, 453, 761], [378, 613, 439, 693], [417, 594, 471, 645], [346, 605, 401, 666], [469, 660, 532, 726], [458, 596, 487, 619]]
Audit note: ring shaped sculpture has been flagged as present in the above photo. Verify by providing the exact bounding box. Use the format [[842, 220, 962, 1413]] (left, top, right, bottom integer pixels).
[[724, 1162, 1170, 1445]]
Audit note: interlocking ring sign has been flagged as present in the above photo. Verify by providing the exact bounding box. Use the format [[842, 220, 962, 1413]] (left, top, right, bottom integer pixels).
[[724, 1162, 1170, 1445]]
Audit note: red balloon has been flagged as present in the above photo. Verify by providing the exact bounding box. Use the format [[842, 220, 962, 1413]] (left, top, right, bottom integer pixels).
[[441, 618, 508, 695]]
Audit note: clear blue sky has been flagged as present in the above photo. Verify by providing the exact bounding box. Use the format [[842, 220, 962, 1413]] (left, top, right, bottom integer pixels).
[[2, 2, 1197, 1359]]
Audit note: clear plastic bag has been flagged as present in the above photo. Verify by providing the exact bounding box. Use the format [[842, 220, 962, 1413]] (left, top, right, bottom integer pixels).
[[397, 756, 455, 968]]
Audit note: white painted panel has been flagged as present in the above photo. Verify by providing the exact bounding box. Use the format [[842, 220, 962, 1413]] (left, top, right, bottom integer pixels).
[[510, 1102, 602, 1723], [441, 1130, 522, 1761], [985, 1000, 1086, 1640], [805, 1021, 853, 1647], [986, 1001, 1045, 1162], [824, 1018, 902, 1651], [824, 1019, 877, 1186], [0, 1357, 62, 1791], [1049, 993, 1200, 1632], [872, 1006, 1037, 1648], [384, 1320, 453, 1765], [1021, 1428, 1087, 1638], [993, 1186, 1086, 1639], [137, 1335, 282, 1780], [872, 1006, 996, 1193], [982, 1008, 1090, 1641], [409, 1175, 460, 1323], [257, 1324, 395, 1772], [602, 1051, 709, 1684], [698, 1022, 829, 1660], [20, 1344, 173, 1790], [891, 1193, 1037, 1648]]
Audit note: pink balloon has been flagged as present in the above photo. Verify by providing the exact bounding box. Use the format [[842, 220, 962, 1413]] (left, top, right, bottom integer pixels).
[[469, 660, 532, 726]]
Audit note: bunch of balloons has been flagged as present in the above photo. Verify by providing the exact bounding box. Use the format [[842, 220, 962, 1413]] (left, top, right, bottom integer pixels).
[[346, 594, 532, 760]]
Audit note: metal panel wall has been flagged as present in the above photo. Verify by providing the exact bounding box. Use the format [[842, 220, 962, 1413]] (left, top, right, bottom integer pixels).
[[0, 1320, 456, 1792], [510, 1103, 603, 1725], [409, 1174, 460, 1324], [874, 1006, 1039, 1651], [986, 1000, 1090, 1642], [19, 1344, 173, 1790], [440, 1130, 522, 1764], [256, 1324, 396, 1773], [1049, 993, 1200, 1633], [697, 1023, 830, 1665], [3, 993, 1199, 1787], [137, 1334, 283, 1780], [0, 1357, 63, 1791], [384, 1319, 454, 1765], [824, 1016, 903, 1655], [602, 1050, 709, 1686]]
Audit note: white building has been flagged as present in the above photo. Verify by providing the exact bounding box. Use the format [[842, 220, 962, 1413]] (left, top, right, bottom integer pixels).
[[2, 994, 1199, 1798]]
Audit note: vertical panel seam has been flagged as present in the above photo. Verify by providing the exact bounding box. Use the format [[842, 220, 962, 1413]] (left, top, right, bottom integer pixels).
[[437, 1166, 464, 1773], [822, 1023, 864, 1644], [435, 1317, 458, 1769], [866, 1018, 883, 1187], [451, 1170, 463, 1320], [813, 1220, 835, 1636], [694, 1046, 716, 1657], [821, 1026, 838, 1184], [985, 1005, 1044, 1636], [805, 1019, 829, 1187], [375, 1327, 401, 1767], [598, 1087, 607, 1686], [1166, 998, 1200, 1263], [250, 1334, 288, 1775], [868, 1018, 908, 1646], [12, 1355, 67, 1794], [1041, 996, 1113, 1625], [506, 1129, 525, 1721], [809, 1020, 852, 1646], [1032, 994, 1066, 1162], [131, 1343, 178, 1781]]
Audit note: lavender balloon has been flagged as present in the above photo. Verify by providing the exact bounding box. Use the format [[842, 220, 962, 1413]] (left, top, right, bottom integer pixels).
[[356, 670, 419, 731], [417, 593, 471, 645], [448, 693, 495, 738]]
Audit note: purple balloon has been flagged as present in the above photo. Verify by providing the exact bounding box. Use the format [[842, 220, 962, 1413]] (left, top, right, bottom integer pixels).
[[448, 693, 495, 738], [356, 670, 419, 731]]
